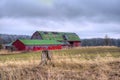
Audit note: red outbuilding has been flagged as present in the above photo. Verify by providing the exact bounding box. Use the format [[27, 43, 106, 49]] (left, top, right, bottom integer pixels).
[[12, 39, 63, 51]]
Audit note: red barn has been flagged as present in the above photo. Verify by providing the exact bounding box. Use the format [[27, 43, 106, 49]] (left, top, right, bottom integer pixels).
[[12, 39, 63, 51], [11, 31, 81, 51], [31, 31, 81, 47]]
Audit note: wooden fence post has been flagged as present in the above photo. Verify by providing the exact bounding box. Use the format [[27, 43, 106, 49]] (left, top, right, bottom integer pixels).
[[39, 50, 53, 66]]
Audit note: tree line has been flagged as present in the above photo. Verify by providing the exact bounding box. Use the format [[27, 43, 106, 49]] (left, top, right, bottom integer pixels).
[[0, 34, 120, 49], [81, 38, 120, 47], [0, 34, 30, 44]]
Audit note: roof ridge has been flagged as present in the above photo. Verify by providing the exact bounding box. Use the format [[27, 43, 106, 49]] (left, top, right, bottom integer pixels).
[[37, 31, 75, 33]]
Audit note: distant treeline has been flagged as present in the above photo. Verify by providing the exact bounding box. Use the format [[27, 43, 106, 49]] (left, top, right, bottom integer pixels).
[[81, 38, 120, 47], [0, 34, 120, 47], [0, 34, 30, 44]]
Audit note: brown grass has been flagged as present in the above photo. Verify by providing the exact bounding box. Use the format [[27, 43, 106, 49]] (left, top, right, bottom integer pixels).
[[0, 46, 120, 80], [0, 59, 119, 80], [0, 49, 22, 55]]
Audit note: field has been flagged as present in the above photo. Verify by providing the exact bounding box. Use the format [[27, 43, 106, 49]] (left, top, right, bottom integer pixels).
[[0, 46, 120, 80]]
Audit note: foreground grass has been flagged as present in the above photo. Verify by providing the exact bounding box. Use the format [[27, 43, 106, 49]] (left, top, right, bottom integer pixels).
[[0, 46, 120, 80]]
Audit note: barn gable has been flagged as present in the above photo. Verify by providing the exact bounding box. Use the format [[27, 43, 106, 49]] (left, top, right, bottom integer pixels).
[[12, 39, 26, 50], [31, 31, 80, 41]]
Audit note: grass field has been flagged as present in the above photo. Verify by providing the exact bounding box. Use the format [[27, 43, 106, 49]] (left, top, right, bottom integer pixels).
[[0, 46, 120, 80]]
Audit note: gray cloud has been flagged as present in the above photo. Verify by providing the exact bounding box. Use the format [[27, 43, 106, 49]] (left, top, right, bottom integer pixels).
[[0, 0, 55, 18], [0, 0, 120, 38], [0, 0, 120, 21]]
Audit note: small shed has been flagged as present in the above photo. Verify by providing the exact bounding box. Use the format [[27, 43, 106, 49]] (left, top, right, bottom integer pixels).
[[12, 39, 63, 51]]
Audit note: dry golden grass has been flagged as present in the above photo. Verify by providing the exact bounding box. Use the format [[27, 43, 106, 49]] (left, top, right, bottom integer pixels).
[[0, 46, 120, 80], [0, 49, 22, 55], [0, 58, 119, 80], [0, 49, 10, 54]]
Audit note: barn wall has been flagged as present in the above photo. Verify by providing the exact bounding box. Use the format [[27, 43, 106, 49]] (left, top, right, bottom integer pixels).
[[12, 40, 25, 51], [68, 41, 81, 47], [25, 45, 62, 51], [73, 41, 81, 47], [31, 31, 42, 39]]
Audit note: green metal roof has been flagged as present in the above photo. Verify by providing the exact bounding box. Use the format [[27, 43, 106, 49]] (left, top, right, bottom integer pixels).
[[19, 39, 63, 45], [5, 42, 13, 46], [37, 31, 80, 41]]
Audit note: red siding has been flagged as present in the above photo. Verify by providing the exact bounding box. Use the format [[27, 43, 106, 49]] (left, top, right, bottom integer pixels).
[[73, 41, 81, 47], [31, 45, 62, 51], [12, 40, 62, 51], [68, 41, 81, 47], [12, 40, 25, 51]]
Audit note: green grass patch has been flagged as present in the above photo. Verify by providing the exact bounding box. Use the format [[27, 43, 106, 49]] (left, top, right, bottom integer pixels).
[[0, 47, 120, 62], [0, 52, 41, 62]]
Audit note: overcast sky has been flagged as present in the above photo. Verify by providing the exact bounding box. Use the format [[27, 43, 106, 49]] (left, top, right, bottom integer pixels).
[[0, 0, 120, 38]]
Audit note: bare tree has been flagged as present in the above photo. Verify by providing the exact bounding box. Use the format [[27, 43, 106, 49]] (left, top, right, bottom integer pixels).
[[104, 35, 110, 46]]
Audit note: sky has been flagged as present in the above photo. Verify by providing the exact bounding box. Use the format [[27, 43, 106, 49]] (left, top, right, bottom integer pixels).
[[0, 0, 120, 39]]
